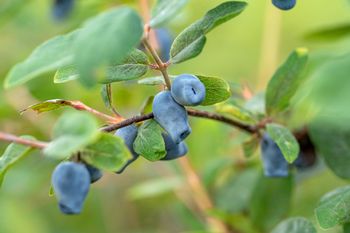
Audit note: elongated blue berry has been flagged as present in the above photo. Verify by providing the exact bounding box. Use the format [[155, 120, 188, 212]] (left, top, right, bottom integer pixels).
[[52, 162, 90, 214], [171, 74, 206, 106], [272, 0, 296, 10], [261, 133, 289, 177], [153, 91, 191, 144], [115, 124, 139, 174]]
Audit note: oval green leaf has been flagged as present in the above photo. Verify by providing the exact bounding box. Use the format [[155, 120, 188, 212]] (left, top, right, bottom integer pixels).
[[265, 48, 308, 115], [170, 1, 247, 64], [315, 186, 350, 229], [150, 0, 188, 28], [133, 120, 166, 161], [43, 111, 99, 159], [82, 133, 132, 172], [266, 123, 300, 163]]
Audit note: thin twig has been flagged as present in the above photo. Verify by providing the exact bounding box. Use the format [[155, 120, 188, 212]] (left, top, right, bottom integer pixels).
[[142, 38, 172, 89], [0, 132, 48, 149], [100, 110, 257, 134]]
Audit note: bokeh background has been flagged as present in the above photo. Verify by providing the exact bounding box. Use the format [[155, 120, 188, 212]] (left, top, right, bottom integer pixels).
[[1, 0, 350, 233]]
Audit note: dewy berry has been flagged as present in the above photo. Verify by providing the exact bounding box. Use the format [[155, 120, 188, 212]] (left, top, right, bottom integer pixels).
[[171, 74, 206, 106], [115, 124, 139, 174], [51, 162, 90, 215], [272, 0, 296, 10], [161, 134, 188, 160], [153, 91, 191, 144], [260, 133, 289, 177]]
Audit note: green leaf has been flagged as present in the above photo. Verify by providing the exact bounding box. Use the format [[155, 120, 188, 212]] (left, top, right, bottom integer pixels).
[[0, 136, 35, 187], [242, 134, 260, 158], [215, 169, 259, 213], [4, 30, 77, 89], [49, 185, 55, 197], [266, 123, 300, 163], [138, 75, 231, 106], [250, 175, 293, 231], [315, 186, 350, 229], [197, 75, 231, 105], [265, 48, 308, 115], [82, 133, 132, 172], [55, 49, 149, 84], [150, 0, 188, 28], [170, 1, 247, 63], [216, 104, 256, 124], [271, 217, 317, 233], [43, 111, 99, 159], [74, 7, 143, 87], [133, 120, 166, 161], [20, 99, 73, 114], [309, 121, 350, 179], [127, 176, 183, 200]]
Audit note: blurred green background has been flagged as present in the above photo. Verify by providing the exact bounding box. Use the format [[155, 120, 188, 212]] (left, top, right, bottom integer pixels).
[[1, 0, 350, 233]]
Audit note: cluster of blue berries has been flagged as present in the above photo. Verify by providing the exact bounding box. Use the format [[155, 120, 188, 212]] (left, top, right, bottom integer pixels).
[[51, 74, 206, 214], [272, 0, 296, 10]]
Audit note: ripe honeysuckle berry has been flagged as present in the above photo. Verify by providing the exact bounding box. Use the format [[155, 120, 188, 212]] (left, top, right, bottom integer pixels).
[[115, 124, 139, 174], [153, 91, 191, 144], [51, 161, 90, 215], [161, 134, 188, 160], [52, 0, 74, 20], [156, 28, 173, 61], [272, 0, 296, 11], [171, 74, 206, 106], [85, 164, 103, 183], [260, 133, 289, 177]]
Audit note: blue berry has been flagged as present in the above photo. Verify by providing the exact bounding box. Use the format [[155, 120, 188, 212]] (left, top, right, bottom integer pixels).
[[161, 134, 188, 160], [52, 162, 90, 214], [261, 133, 289, 177], [115, 124, 139, 174], [272, 0, 296, 10], [171, 74, 206, 106]]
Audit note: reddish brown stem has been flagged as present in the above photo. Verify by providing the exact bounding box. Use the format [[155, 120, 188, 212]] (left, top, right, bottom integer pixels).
[[0, 132, 48, 149]]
